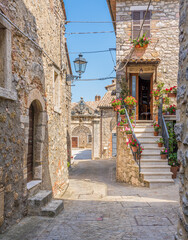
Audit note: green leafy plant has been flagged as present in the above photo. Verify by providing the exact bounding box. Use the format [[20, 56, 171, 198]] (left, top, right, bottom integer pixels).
[[157, 82, 164, 91], [127, 139, 138, 147], [151, 89, 160, 97], [168, 153, 179, 166], [166, 105, 176, 114], [119, 108, 125, 115], [118, 119, 128, 126], [124, 96, 137, 106], [166, 122, 178, 161], [124, 127, 132, 134], [157, 138, 164, 144], [152, 122, 161, 132], [131, 34, 151, 48], [120, 77, 130, 99], [160, 148, 168, 155], [163, 97, 170, 105], [111, 98, 122, 107]]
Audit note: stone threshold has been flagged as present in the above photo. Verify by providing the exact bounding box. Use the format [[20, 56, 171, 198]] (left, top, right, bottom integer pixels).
[[27, 180, 42, 190]]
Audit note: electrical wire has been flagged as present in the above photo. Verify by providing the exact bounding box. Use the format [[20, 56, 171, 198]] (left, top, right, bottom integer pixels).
[[68, 48, 116, 54], [74, 77, 115, 81], [66, 30, 115, 35]]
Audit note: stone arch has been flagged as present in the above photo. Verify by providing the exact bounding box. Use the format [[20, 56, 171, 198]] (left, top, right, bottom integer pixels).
[[25, 89, 46, 183], [72, 125, 92, 148]]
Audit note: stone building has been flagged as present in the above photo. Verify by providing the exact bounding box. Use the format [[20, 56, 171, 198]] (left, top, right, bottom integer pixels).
[[71, 80, 117, 160], [175, 1, 188, 239], [0, 0, 71, 232], [107, 0, 179, 120]]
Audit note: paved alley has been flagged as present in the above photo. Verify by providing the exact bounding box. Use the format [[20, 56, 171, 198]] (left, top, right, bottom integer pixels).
[[0, 157, 179, 240]]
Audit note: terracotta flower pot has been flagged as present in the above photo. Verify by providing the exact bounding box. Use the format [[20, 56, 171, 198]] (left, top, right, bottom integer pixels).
[[120, 115, 125, 120], [128, 105, 134, 109], [167, 93, 176, 98], [113, 106, 116, 111], [132, 146, 138, 153], [155, 96, 159, 101], [154, 131, 159, 136], [127, 134, 133, 141], [158, 142, 163, 147], [161, 154, 167, 159], [116, 105, 121, 111], [124, 123, 129, 127], [170, 166, 179, 179]]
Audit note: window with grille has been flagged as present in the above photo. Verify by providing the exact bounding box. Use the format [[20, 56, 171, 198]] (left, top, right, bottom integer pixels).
[[132, 11, 151, 40]]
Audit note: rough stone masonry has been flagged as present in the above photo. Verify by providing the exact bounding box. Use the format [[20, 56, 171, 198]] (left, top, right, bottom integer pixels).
[[0, 0, 71, 232], [175, 0, 188, 239]]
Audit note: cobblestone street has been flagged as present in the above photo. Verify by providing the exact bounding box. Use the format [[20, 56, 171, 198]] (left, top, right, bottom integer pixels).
[[0, 156, 179, 240]]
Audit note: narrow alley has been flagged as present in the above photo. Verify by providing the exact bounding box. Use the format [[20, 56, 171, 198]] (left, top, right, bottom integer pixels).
[[0, 150, 179, 240]]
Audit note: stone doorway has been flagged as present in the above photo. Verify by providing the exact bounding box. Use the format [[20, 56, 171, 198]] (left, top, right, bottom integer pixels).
[[27, 104, 34, 182]]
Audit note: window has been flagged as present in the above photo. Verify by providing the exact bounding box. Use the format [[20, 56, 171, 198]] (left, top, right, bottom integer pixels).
[[132, 11, 151, 40], [0, 15, 16, 100], [53, 68, 61, 113], [88, 135, 92, 143]]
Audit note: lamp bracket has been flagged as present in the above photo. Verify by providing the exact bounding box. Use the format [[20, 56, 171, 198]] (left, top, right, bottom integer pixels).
[[66, 74, 79, 82]]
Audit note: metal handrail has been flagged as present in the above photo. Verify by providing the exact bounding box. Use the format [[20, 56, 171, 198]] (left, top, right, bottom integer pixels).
[[124, 107, 141, 174], [158, 97, 169, 158]]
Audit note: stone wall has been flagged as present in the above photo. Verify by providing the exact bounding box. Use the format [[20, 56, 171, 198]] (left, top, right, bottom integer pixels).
[[100, 108, 116, 159], [72, 125, 92, 148], [175, 0, 188, 239], [116, 127, 144, 186], [116, 0, 179, 95], [0, 0, 71, 232]]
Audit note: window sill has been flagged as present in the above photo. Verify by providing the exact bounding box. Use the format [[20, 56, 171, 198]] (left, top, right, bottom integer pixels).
[[0, 87, 17, 101], [54, 106, 62, 114]]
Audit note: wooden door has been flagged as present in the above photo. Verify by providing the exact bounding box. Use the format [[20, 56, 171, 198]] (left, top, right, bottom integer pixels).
[[27, 104, 34, 182], [129, 74, 139, 120], [72, 137, 78, 148]]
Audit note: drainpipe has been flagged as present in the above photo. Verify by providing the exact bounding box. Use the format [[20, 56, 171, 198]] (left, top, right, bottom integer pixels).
[[100, 109, 103, 158]]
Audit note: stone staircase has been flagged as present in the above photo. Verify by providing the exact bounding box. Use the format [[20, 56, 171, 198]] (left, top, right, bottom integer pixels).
[[134, 120, 174, 188], [28, 190, 64, 217]]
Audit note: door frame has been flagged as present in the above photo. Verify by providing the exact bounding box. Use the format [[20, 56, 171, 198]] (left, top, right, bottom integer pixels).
[[129, 73, 153, 120], [72, 136, 79, 148]]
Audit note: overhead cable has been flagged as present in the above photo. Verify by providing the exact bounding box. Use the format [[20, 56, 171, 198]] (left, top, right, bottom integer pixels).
[[66, 30, 115, 35], [68, 48, 116, 54], [74, 77, 115, 81]]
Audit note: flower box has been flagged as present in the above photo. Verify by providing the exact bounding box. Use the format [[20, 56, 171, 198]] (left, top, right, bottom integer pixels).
[[167, 93, 176, 98]]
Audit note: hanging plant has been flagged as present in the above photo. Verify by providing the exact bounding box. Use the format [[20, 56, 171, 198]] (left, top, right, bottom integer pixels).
[[111, 98, 122, 111], [165, 86, 177, 98], [127, 139, 139, 153], [166, 105, 176, 115], [124, 96, 137, 109]]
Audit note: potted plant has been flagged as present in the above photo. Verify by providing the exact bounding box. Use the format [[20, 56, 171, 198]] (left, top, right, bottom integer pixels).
[[168, 153, 179, 178], [127, 139, 139, 153], [119, 108, 125, 120], [166, 105, 176, 115], [111, 98, 122, 111], [132, 34, 151, 49], [165, 86, 177, 98], [156, 138, 164, 147], [153, 122, 161, 136], [125, 127, 133, 140], [151, 89, 160, 100], [160, 148, 168, 159], [124, 96, 137, 109], [118, 119, 128, 127]]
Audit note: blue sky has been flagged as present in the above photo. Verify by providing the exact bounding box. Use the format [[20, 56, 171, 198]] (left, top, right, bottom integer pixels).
[[64, 0, 116, 103]]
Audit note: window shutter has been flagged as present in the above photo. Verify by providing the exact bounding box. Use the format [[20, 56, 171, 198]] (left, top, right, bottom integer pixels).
[[143, 11, 151, 37], [132, 11, 141, 39]]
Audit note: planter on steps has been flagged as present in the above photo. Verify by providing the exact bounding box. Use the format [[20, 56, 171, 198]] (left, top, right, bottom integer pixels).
[[120, 115, 125, 120], [161, 154, 167, 159], [126, 134, 133, 141], [167, 93, 177, 98], [132, 146, 138, 153], [170, 166, 179, 179], [158, 143, 163, 147], [154, 131, 159, 136]]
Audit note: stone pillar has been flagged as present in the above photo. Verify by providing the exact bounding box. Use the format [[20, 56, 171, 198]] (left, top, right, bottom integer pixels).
[[92, 119, 100, 160], [0, 185, 4, 227], [116, 126, 144, 186], [175, 0, 188, 239]]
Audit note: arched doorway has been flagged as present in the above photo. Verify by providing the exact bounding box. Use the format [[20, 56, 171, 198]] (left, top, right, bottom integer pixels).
[[72, 125, 92, 149], [27, 104, 34, 182], [26, 99, 45, 183]]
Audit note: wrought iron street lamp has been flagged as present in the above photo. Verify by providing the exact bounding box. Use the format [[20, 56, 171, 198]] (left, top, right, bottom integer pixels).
[[67, 53, 87, 82]]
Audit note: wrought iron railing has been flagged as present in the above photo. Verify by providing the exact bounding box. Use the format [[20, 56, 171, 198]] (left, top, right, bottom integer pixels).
[[158, 97, 169, 158], [124, 107, 141, 174]]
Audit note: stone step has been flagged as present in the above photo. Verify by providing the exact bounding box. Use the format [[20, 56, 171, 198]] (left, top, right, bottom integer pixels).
[[134, 127, 154, 133], [41, 199, 64, 217], [135, 132, 155, 137], [141, 143, 159, 148], [142, 149, 162, 154], [141, 172, 173, 179], [136, 120, 153, 123], [141, 159, 168, 166], [144, 179, 174, 188], [141, 154, 162, 160], [28, 190, 52, 208], [135, 124, 153, 128], [141, 165, 171, 173], [137, 136, 161, 142]]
